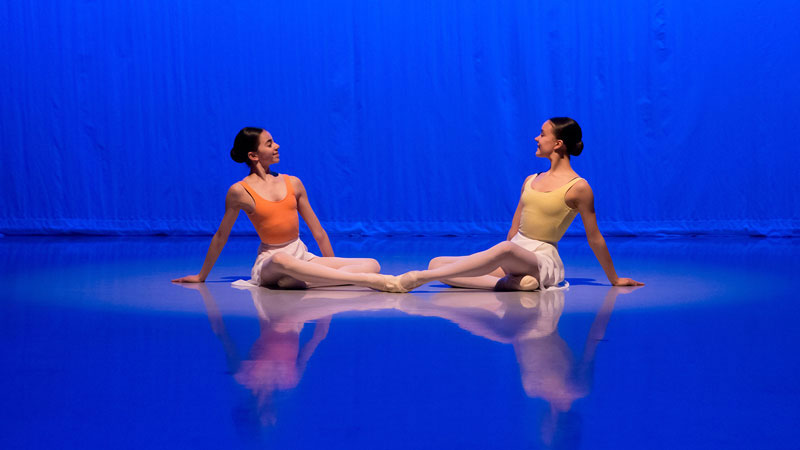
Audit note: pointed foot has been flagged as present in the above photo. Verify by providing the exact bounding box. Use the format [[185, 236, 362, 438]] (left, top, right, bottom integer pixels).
[[365, 274, 408, 293], [398, 271, 427, 292], [496, 274, 539, 291]]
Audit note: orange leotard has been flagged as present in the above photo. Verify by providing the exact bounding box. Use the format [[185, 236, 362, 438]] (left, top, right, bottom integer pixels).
[[239, 175, 300, 244]]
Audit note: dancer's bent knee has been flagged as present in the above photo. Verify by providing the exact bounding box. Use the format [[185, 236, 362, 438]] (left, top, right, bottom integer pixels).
[[494, 240, 523, 254], [365, 259, 381, 273], [428, 257, 449, 270], [268, 252, 295, 271]]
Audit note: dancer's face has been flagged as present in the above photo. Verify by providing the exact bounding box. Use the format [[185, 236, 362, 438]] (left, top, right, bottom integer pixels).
[[534, 121, 560, 158], [251, 131, 281, 167]]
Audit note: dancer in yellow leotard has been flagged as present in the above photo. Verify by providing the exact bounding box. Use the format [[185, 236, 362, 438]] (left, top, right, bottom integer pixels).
[[397, 117, 643, 292]]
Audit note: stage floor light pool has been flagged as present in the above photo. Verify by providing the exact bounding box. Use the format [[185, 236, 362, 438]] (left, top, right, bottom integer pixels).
[[1, 236, 798, 449]]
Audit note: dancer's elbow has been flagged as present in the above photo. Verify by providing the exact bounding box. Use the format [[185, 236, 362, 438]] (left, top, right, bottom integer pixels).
[[587, 234, 606, 248], [311, 229, 329, 241]]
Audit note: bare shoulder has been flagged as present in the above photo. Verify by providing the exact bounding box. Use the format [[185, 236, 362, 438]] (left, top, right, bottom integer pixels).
[[286, 174, 307, 193], [566, 178, 594, 209], [227, 181, 247, 197], [225, 182, 252, 209], [572, 177, 593, 195]]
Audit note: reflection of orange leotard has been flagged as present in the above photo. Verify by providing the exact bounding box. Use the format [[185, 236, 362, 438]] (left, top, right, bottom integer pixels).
[[239, 174, 299, 244]]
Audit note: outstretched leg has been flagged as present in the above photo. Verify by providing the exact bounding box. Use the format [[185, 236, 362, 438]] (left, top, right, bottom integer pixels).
[[427, 256, 506, 289], [261, 253, 403, 291], [400, 241, 540, 291], [310, 257, 381, 273], [276, 257, 382, 288]]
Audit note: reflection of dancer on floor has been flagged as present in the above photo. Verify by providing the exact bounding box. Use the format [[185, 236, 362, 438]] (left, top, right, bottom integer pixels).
[[398, 118, 643, 292], [400, 286, 638, 447], [179, 283, 400, 426], [173, 127, 400, 290]]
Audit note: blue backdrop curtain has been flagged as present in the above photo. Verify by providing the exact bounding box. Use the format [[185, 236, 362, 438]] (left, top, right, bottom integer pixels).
[[2, 0, 798, 236]]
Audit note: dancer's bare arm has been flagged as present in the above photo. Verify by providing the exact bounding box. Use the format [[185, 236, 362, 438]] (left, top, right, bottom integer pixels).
[[175, 283, 242, 371], [297, 316, 331, 373], [570, 181, 643, 286], [507, 175, 535, 240], [172, 185, 247, 282], [293, 176, 334, 257]]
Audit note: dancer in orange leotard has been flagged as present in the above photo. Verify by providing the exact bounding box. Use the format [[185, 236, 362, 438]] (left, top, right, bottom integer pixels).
[[173, 127, 402, 291]]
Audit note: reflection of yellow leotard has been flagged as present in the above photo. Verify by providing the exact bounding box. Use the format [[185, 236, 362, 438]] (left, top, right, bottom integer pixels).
[[519, 174, 583, 243], [239, 174, 300, 244]]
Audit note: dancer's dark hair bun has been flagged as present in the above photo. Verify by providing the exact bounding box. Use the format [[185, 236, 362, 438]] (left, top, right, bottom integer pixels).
[[230, 147, 248, 163], [548, 117, 583, 157], [571, 141, 584, 157], [230, 127, 264, 164]]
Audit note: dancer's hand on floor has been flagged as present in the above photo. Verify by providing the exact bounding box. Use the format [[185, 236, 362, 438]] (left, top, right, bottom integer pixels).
[[610, 285, 644, 295], [172, 274, 205, 283], [612, 277, 644, 286]]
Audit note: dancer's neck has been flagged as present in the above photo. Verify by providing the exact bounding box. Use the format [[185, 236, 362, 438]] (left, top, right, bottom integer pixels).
[[547, 154, 574, 175], [250, 164, 278, 180]]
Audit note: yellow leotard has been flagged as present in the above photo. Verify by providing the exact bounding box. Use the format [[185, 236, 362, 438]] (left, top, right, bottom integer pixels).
[[518, 174, 583, 243]]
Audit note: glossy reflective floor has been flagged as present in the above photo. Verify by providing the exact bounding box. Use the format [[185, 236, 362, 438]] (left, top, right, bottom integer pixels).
[[2, 235, 799, 449]]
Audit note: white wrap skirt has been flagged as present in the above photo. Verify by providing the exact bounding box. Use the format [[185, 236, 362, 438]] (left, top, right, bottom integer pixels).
[[248, 238, 318, 286], [509, 232, 567, 289]]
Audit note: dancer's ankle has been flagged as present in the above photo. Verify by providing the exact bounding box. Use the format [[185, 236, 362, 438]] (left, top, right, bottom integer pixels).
[[399, 271, 425, 291], [495, 274, 539, 291]]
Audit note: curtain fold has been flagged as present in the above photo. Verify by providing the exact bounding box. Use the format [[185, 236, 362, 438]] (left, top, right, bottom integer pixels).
[[2, 1, 798, 236]]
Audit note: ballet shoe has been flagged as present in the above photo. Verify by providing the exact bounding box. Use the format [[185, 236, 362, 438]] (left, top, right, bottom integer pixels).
[[518, 275, 539, 291], [496, 274, 539, 291], [365, 274, 408, 293], [385, 275, 409, 293], [398, 271, 426, 292]]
